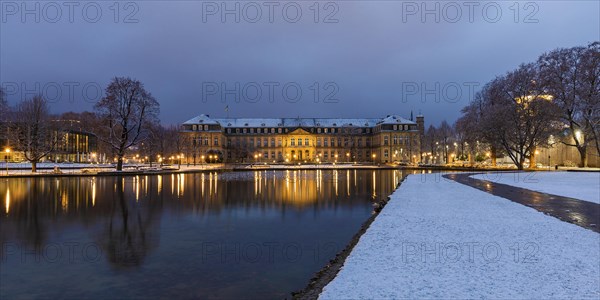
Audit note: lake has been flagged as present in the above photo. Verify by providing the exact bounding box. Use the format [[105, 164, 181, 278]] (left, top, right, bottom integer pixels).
[[1, 169, 417, 299]]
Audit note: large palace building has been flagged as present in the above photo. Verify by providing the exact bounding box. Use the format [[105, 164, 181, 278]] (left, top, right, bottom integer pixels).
[[180, 114, 424, 164]]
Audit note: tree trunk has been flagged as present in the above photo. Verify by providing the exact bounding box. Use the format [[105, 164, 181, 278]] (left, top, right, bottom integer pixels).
[[491, 147, 497, 167], [577, 146, 588, 168], [117, 156, 124, 171], [468, 150, 474, 167], [31, 160, 37, 173], [517, 157, 525, 170], [529, 147, 536, 169]]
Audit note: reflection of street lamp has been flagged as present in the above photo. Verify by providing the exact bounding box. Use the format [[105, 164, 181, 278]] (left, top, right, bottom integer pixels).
[[4, 148, 10, 175]]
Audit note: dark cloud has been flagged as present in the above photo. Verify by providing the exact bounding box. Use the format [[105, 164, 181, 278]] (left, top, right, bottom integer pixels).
[[1, 1, 598, 126]]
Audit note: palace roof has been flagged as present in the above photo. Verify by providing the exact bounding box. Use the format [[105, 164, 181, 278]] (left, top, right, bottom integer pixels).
[[183, 114, 416, 128]]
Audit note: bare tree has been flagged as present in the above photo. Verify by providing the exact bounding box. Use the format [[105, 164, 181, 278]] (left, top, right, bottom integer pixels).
[[94, 77, 160, 171], [341, 124, 362, 162], [423, 125, 438, 163], [140, 123, 166, 167], [0, 87, 7, 120], [579, 42, 600, 157], [538, 43, 599, 167], [483, 65, 561, 169], [0, 87, 9, 148], [11, 95, 62, 172], [438, 120, 453, 163]]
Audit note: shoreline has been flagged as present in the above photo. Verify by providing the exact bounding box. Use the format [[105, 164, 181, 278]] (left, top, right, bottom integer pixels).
[[290, 177, 406, 300], [0, 164, 570, 178]]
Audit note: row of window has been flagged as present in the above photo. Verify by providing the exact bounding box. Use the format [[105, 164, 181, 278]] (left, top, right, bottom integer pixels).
[[383, 135, 413, 146], [190, 124, 416, 133], [191, 135, 415, 148], [193, 137, 219, 146], [221, 137, 377, 148], [241, 150, 376, 160], [191, 125, 211, 131], [224, 127, 379, 135]]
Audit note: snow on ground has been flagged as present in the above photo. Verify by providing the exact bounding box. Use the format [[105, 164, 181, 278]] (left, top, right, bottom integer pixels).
[[320, 173, 600, 299], [471, 171, 600, 204]]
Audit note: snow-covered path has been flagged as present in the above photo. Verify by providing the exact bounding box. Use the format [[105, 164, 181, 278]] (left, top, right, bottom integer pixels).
[[320, 173, 600, 299], [471, 171, 600, 204]]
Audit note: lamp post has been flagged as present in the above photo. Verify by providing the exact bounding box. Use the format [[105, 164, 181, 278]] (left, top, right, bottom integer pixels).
[[4, 148, 10, 176]]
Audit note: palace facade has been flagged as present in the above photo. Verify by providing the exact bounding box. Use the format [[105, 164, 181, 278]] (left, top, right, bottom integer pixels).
[[180, 114, 424, 164]]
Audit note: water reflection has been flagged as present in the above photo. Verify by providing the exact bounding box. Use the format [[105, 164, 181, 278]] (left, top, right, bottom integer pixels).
[[1, 169, 414, 299]]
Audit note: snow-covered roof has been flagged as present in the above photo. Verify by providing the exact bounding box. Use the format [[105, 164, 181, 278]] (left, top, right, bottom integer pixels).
[[378, 115, 415, 125], [182, 115, 416, 128], [182, 114, 220, 125]]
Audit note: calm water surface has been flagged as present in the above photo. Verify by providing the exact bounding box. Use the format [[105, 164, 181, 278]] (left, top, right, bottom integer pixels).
[[1, 169, 416, 299]]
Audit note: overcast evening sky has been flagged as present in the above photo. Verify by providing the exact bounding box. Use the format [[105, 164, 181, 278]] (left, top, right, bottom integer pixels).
[[1, 1, 599, 126]]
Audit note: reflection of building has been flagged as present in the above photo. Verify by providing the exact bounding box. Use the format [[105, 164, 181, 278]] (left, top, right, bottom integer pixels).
[[180, 114, 424, 163]]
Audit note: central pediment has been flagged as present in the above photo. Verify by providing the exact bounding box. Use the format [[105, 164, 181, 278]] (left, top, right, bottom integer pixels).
[[288, 128, 312, 135]]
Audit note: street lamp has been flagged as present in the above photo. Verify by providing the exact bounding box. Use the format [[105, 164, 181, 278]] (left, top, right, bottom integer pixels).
[[4, 148, 10, 176]]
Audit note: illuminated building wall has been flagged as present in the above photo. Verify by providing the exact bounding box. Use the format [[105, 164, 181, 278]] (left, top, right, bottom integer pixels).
[[180, 114, 424, 163]]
